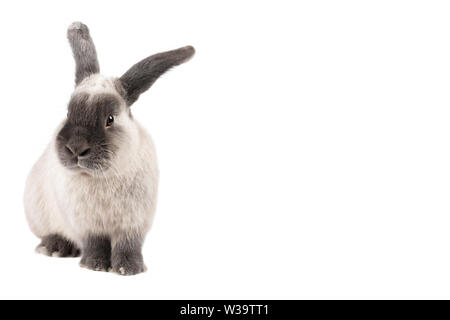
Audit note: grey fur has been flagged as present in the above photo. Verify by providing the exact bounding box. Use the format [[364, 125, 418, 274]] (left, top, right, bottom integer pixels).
[[80, 235, 111, 272], [119, 46, 195, 105], [111, 235, 145, 275], [67, 22, 100, 85], [37, 234, 81, 257], [56, 93, 122, 171]]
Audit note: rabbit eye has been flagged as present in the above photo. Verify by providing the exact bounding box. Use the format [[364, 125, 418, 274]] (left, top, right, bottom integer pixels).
[[106, 115, 114, 127]]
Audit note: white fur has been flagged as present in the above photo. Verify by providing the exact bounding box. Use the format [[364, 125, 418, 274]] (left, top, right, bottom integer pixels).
[[24, 76, 159, 249], [74, 74, 119, 97], [35, 245, 50, 256]]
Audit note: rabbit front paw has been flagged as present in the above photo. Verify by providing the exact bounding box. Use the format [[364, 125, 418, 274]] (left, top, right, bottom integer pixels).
[[79, 235, 111, 272], [80, 255, 111, 272], [111, 253, 146, 276]]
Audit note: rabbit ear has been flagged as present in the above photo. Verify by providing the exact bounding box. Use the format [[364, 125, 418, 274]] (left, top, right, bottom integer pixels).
[[119, 46, 195, 106], [67, 22, 100, 85]]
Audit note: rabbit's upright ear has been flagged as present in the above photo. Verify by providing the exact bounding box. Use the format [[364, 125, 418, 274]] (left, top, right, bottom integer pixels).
[[67, 22, 100, 85], [119, 46, 195, 106]]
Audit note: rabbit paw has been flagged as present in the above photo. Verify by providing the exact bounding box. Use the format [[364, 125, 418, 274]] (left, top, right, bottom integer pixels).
[[80, 255, 111, 272], [111, 254, 146, 276], [36, 234, 81, 258]]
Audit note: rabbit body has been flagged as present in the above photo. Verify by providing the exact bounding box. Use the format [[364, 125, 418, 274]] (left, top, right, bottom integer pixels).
[[23, 22, 194, 275]]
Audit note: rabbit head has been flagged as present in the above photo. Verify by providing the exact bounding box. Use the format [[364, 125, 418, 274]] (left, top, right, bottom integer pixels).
[[56, 22, 195, 174]]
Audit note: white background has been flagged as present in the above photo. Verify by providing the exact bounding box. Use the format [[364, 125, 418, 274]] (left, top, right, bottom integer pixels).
[[0, 0, 450, 299]]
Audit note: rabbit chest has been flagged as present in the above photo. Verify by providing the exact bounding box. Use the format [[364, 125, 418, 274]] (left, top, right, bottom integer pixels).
[[55, 169, 155, 238]]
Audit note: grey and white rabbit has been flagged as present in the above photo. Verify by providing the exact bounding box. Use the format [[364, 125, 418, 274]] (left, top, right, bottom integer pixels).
[[23, 22, 195, 275]]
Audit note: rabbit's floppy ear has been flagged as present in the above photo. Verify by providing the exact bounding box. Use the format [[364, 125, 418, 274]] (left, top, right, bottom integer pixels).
[[67, 22, 100, 85], [119, 46, 195, 106]]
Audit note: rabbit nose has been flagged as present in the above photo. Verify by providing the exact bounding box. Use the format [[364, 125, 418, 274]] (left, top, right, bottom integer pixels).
[[65, 144, 91, 158], [78, 147, 91, 158]]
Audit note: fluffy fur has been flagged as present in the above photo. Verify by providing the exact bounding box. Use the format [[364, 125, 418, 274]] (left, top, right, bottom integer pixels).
[[24, 22, 194, 275]]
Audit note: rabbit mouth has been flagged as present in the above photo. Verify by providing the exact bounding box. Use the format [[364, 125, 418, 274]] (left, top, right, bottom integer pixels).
[[57, 148, 112, 174], [63, 163, 91, 172], [61, 159, 109, 175], [78, 161, 109, 172]]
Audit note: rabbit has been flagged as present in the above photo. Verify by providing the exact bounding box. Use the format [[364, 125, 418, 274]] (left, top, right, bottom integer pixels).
[[23, 22, 195, 275]]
